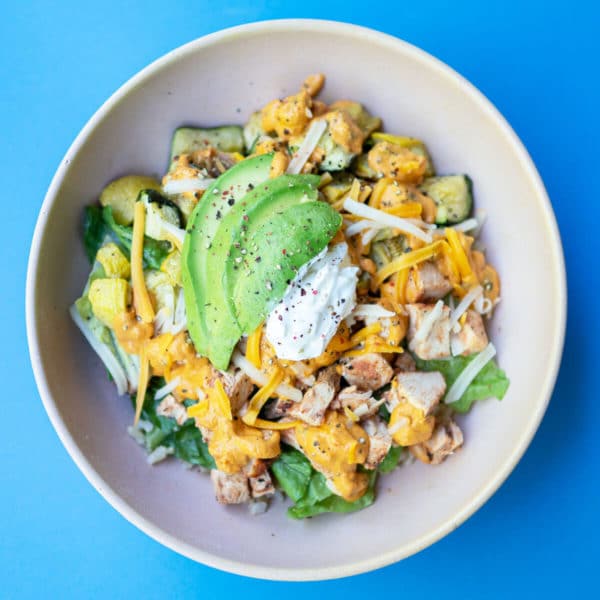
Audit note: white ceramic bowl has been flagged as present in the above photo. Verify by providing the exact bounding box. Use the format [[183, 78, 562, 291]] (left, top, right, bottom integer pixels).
[[26, 20, 566, 581]]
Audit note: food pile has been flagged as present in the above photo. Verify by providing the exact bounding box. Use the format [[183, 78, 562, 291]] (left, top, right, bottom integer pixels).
[[72, 75, 509, 518]]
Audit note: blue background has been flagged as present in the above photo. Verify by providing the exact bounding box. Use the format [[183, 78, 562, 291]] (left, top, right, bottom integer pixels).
[[2, 1, 597, 597]]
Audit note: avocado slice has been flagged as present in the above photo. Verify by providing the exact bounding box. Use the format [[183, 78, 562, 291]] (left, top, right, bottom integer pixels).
[[182, 153, 274, 357], [229, 201, 343, 335], [203, 173, 321, 369]]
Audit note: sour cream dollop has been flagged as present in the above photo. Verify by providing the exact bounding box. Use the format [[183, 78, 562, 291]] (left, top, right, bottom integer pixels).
[[265, 243, 358, 360]]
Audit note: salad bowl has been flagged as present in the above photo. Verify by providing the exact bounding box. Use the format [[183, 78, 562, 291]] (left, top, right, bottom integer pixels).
[[26, 19, 566, 580]]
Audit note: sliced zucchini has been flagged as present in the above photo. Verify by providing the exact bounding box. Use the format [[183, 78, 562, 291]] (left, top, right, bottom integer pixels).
[[352, 153, 378, 180], [169, 126, 244, 161], [370, 235, 408, 269], [320, 172, 353, 203], [418, 175, 473, 225], [243, 111, 267, 152], [288, 128, 355, 173], [138, 189, 182, 240], [99, 175, 161, 226]]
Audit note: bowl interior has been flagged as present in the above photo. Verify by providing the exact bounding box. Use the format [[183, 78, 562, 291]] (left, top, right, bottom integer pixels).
[[28, 22, 564, 580]]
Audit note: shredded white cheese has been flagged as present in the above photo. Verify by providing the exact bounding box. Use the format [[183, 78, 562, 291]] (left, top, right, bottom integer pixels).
[[287, 119, 328, 175], [154, 376, 181, 401], [445, 343, 497, 405], [147, 445, 174, 465], [413, 300, 445, 344], [231, 352, 303, 402], [345, 219, 388, 237], [162, 177, 214, 195], [343, 199, 433, 243], [474, 294, 494, 315], [450, 285, 483, 328]]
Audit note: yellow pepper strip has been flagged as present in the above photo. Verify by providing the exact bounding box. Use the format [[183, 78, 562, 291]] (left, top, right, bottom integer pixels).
[[187, 399, 209, 418], [246, 324, 263, 369], [212, 379, 232, 420], [384, 202, 423, 218], [395, 268, 410, 304], [374, 240, 446, 287], [243, 368, 284, 425], [131, 202, 155, 323], [350, 322, 383, 345], [344, 406, 360, 422], [445, 228, 477, 285], [369, 177, 393, 208], [252, 418, 301, 430], [133, 345, 150, 426]]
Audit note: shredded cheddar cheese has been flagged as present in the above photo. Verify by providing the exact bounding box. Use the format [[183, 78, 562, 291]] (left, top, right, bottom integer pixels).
[[212, 379, 232, 420], [243, 368, 284, 425], [445, 227, 477, 286], [246, 324, 263, 369], [131, 202, 155, 323], [252, 418, 301, 430]]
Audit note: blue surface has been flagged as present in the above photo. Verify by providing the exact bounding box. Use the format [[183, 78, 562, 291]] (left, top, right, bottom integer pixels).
[[2, 1, 597, 597]]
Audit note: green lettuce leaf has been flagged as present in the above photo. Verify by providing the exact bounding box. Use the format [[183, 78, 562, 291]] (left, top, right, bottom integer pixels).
[[102, 206, 171, 270], [272, 446, 378, 519], [377, 445, 403, 474], [83, 205, 108, 263], [270, 446, 313, 502], [415, 352, 509, 413], [288, 470, 377, 519]]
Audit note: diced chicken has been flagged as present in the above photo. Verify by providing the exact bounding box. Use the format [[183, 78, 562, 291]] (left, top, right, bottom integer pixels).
[[450, 309, 489, 356], [245, 459, 275, 499], [362, 417, 393, 470], [341, 353, 394, 391], [220, 367, 254, 413], [406, 303, 451, 360], [394, 352, 416, 373], [405, 262, 452, 303], [387, 371, 446, 416], [210, 470, 251, 504], [249, 471, 275, 498], [387, 400, 436, 446], [288, 367, 340, 426], [367, 141, 427, 183], [331, 386, 381, 419], [156, 394, 188, 426], [410, 419, 464, 465]]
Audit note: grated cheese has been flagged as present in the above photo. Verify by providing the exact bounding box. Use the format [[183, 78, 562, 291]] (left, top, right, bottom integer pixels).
[[343, 198, 432, 243], [450, 285, 483, 328], [162, 177, 214, 195], [374, 240, 445, 287], [445, 343, 497, 405], [413, 300, 445, 344], [231, 352, 303, 402], [131, 202, 155, 323], [243, 368, 284, 425], [251, 418, 300, 430], [213, 379, 232, 420], [246, 324, 263, 369], [287, 119, 328, 174], [154, 376, 181, 401]]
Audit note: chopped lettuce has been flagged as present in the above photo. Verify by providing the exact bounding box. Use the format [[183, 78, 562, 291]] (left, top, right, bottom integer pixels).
[[415, 352, 509, 413], [132, 378, 216, 469], [271, 446, 377, 519], [82, 205, 171, 269], [377, 445, 403, 474]]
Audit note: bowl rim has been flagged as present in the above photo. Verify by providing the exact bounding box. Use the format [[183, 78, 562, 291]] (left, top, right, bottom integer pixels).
[[26, 18, 567, 581]]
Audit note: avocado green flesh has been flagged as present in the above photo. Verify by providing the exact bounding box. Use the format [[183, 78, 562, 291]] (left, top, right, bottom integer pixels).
[[182, 153, 273, 357], [203, 174, 320, 369], [230, 201, 343, 334]]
